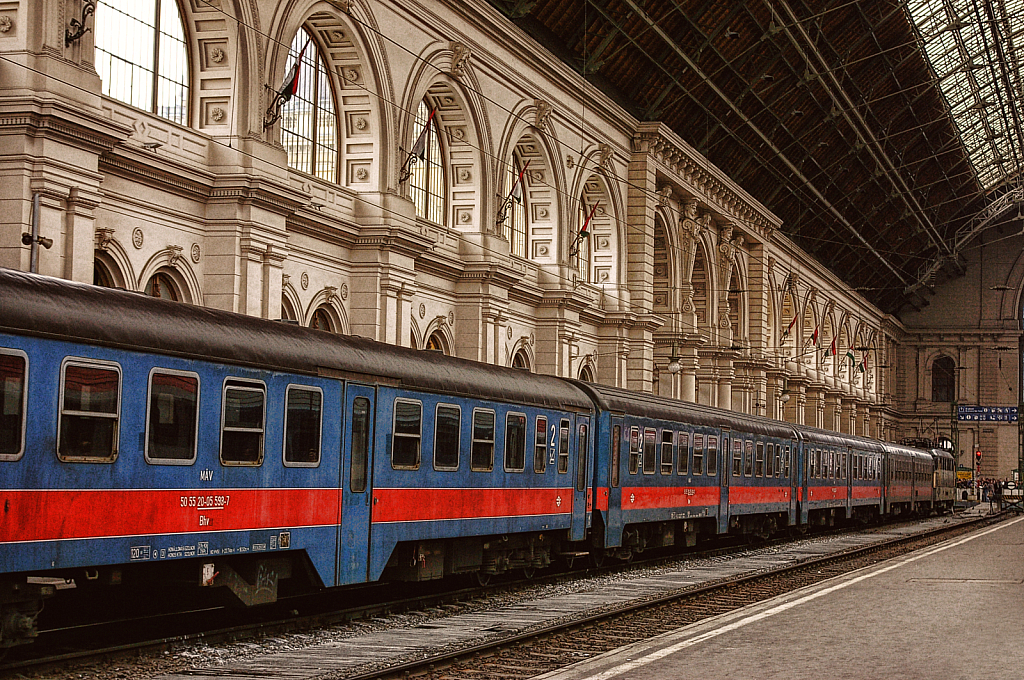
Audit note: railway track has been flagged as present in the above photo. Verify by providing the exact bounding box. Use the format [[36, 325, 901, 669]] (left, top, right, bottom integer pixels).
[[1, 512, 995, 679]]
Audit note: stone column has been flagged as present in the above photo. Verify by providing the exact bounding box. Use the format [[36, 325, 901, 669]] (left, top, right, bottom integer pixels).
[[805, 386, 826, 429]]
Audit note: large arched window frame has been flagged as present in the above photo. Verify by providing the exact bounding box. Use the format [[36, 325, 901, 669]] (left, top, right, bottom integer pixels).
[[280, 28, 339, 182], [503, 155, 528, 258], [572, 199, 592, 283], [410, 101, 445, 224], [932, 355, 956, 402], [95, 0, 190, 125]]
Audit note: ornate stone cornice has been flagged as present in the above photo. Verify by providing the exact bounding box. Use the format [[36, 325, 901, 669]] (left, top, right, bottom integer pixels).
[[632, 122, 780, 243]]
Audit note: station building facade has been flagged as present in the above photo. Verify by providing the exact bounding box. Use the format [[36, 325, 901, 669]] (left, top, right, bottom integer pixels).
[[1, 0, 1019, 474]]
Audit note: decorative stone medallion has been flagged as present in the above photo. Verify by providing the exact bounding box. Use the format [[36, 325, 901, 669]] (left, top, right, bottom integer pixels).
[[300, 272, 309, 290], [190, 243, 201, 263], [132, 228, 144, 249]]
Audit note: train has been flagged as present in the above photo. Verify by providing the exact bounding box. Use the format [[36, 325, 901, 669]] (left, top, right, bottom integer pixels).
[[0, 268, 955, 648]]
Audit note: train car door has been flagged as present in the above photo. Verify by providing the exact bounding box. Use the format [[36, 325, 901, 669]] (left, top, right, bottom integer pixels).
[[337, 383, 375, 585], [570, 415, 591, 540], [788, 440, 799, 526], [604, 416, 625, 546], [845, 446, 853, 519], [718, 430, 730, 535]]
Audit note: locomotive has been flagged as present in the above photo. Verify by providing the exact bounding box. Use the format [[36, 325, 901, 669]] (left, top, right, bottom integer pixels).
[[0, 269, 955, 648]]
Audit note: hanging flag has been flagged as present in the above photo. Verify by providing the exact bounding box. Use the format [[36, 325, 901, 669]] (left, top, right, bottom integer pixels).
[[278, 39, 311, 103], [781, 314, 798, 341], [578, 202, 599, 239], [845, 348, 856, 368], [409, 108, 437, 160], [858, 354, 867, 373], [510, 160, 531, 204], [810, 325, 819, 346], [821, 335, 837, 363]]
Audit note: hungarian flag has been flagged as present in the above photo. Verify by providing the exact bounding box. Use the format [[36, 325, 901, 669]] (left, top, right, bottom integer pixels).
[[858, 354, 867, 373], [845, 348, 856, 368], [781, 315, 798, 341], [810, 325, 819, 346], [278, 39, 310, 103], [579, 202, 599, 239], [410, 108, 437, 160], [822, 336, 837, 363], [510, 160, 531, 203]]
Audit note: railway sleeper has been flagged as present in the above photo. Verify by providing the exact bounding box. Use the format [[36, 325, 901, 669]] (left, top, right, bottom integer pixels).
[[0, 580, 54, 649]]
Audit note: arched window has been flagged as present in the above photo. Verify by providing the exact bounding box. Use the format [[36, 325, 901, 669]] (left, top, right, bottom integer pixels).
[[932, 356, 956, 402], [310, 307, 334, 332], [145, 272, 180, 301], [280, 28, 338, 182], [409, 101, 445, 224], [503, 156, 527, 257], [95, 0, 190, 125], [280, 296, 298, 323], [579, 364, 595, 382], [572, 199, 591, 283], [425, 331, 448, 354], [512, 349, 530, 370], [94, 260, 115, 288]]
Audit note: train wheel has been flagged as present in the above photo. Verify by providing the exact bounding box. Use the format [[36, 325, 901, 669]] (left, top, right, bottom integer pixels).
[[476, 572, 492, 586], [590, 550, 606, 568], [522, 566, 537, 580]]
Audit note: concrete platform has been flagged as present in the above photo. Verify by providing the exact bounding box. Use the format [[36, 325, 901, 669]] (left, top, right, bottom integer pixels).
[[538, 515, 1024, 680]]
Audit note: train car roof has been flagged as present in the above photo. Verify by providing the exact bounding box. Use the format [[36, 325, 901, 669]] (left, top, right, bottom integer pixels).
[[880, 441, 934, 461], [0, 269, 592, 412], [797, 424, 886, 452], [929, 448, 955, 461], [569, 380, 797, 439]]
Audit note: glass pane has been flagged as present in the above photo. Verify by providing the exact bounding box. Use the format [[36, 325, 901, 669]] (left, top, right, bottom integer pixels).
[[692, 433, 704, 475], [224, 387, 264, 429], [148, 372, 198, 461], [628, 426, 640, 474], [642, 428, 656, 473], [0, 354, 26, 456], [222, 430, 262, 463], [64, 365, 119, 414], [558, 420, 569, 473], [534, 416, 548, 473], [59, 415, 116, 460], [706, 435, 718, 476], [576, 424, 588, 491], [285, 388, 321, 464], [350, 397, 369, 492], [392, 400, 421, 469], [611, 424, 620, 486], [660, 431, 673, 474], [472, 410, 495, 471], [676, 432, 688, 475], [434, 405, 460, 469], [504, 413, 526, 471]]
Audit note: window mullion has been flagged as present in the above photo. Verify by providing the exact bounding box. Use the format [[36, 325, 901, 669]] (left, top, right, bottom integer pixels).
[[152, 0, 162, 115]]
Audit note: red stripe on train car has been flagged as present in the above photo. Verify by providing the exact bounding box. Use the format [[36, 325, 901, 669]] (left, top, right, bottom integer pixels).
[[851, 486, 881, 500], [370, 487, 575, 523], [807, 486, 849, 501], [0, 488, 340, 544], [619, 486, 719, 510], [595, 487, 610, 511], [728, 485, 791, 504]]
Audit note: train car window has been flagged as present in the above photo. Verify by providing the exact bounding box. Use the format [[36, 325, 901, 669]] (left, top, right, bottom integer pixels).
[[391, 399, 422, 470], [576, 423, 588, 491], [611, 424, 621, 487], [504, 412, 527, 472], [766, 443, 774, 477], [676, 432, 689, 475], [535, 416, 548, 474], [841, 452, 848, 479], [642, 428, 656, 474], [472, 409, 496, 472], [0, 349, 28, 461], [743, 441, 754, 477], [706, 435, 718, 476], [145, 369, 199, 464], [557, 419, 570, 473], [434, 404, 461, 470], [775, 444, 783, 477], [58, 360, 121, 462], [755, 442, 765, 477], [784, 446, 791, 478], [660, 430, 673, 475], [731, 438, 742, 477], [629, 426, 640, 474], [284, 386, 322, 466], [220, 379, 265, 466], [692, 433, 704, 475], [350, 397, 370, 492]]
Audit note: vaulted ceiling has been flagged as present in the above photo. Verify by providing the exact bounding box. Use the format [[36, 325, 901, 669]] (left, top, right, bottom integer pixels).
[[487, 0, 1024, 315]]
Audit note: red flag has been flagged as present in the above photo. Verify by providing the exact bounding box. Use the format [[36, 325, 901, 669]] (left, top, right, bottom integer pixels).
[[579, 202, 599, 238], [278, 39, 310, 103], [511, 160, 530, 203], [410, 108, 437, 160], [821, 335, 836, 364], [811, 325, 819, 346], [781, 314, 798, 341]]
